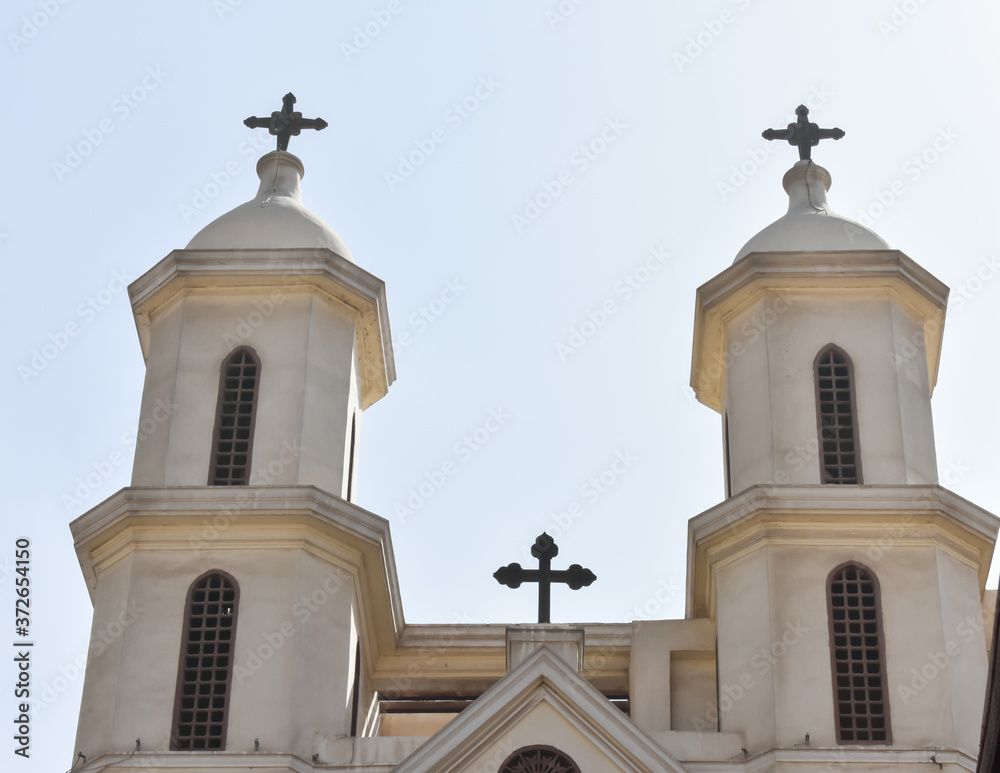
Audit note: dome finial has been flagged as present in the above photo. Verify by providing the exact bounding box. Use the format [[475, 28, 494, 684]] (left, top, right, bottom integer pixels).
[[762, 105, 845, 161], [732, 157, 889, 263], [243, 92, 328, 152]]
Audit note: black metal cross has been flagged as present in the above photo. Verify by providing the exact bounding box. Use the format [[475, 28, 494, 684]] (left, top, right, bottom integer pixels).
[[762, 105, 845, 161], [494, 533, 596, 624], [244, 93, 328, 152]]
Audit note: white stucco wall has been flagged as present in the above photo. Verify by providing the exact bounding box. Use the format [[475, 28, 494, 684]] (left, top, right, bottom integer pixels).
[[724, 292, 938, 495], [72, 553, 136, 755], [73, 545, 358, 760], [462, 701, 631, 773], [713, 541, 987, 757], [714, 548, 777, 750], [131, 292, 361, 498], [629, 618, 715, 734]]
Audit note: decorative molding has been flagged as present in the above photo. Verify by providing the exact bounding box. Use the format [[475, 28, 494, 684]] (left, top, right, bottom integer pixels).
[[70, 487, 632, 698], [127, 247, 394, 408], [393, 646, 690, 773], [691, 249, 948, 412], [686, 484, 999, 619]]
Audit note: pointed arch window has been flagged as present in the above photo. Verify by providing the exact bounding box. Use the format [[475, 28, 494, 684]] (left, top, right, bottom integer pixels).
[[827, 563, 891, 744], [815, 345, 861, 484], [171, 572, 239, 750], [209, 347, 260, 486], [499, 746, 581, 773]]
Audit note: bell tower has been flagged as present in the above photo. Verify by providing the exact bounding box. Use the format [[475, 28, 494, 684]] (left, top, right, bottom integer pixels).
[[70, 96, 397, 767], [692, 158, 944, 496], [687, 108, 997, 765]]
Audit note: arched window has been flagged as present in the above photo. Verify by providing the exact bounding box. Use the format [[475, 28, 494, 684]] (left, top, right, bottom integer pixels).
[[499, 746, 581, 773], [170, 572, 239, 750], [827, 563, 891, 744], [815, 345, 861, 484], [208, 347, 260, 486]]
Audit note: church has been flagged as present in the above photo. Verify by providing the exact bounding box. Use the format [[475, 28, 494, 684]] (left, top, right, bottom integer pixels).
[[67, 99, 999, 772]]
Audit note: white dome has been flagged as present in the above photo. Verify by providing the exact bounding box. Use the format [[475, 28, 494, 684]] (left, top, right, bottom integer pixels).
[[734, 161, 887, 263], [186, 151, 353, 260]]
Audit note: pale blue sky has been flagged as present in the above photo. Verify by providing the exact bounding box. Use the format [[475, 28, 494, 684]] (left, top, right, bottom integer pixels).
[[4, 2, 1000, 769]]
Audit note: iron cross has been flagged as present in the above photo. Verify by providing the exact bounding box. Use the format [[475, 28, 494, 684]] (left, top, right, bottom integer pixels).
[[244, 93, 328, 152], [762, 105, 845, 161], [494, 533, 596, 624]]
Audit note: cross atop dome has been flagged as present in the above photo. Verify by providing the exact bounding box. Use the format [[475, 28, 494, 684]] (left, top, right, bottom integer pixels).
[[762, 105, 844, 161], [244, 92, 328, 152]]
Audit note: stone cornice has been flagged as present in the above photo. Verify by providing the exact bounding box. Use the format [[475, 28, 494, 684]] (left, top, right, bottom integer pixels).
[[686, 484, 999, 619], [691, 249, 948, 412], [71, 485, 404, 665], [376, 623, 632, 696], [726, 745, 976, 773], [70, 744, 424, 771], [73, 740, 974, 772], [70, 487, 632, 695], [127, 247, 395, 408], [392, 646, 687, 773]]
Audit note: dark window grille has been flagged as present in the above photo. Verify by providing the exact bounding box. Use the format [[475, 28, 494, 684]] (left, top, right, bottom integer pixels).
[[208, 348, 260, 486], [828, 563, 891, 744], [499, 746, 581, 773], [346, 413, 357, 502], [349, 639, 362, 736], [723, 412, 732, 498], [815, 346, 861, 484], [170, 572, 239, 750]]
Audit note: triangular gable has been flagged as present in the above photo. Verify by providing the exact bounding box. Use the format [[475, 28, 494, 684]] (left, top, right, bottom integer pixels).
[[393, 644, 689, 773]]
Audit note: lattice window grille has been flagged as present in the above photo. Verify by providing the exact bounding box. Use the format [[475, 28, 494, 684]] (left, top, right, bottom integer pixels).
[[209, 349, 259, 486], [816, 347, 860, 484], [829, 564, 890, 744], [499, 746, 582, 773], [171, 573, 238, 750]]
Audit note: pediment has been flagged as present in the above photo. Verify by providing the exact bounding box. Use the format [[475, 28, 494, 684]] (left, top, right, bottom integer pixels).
[[393, 645, 687, 773]]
